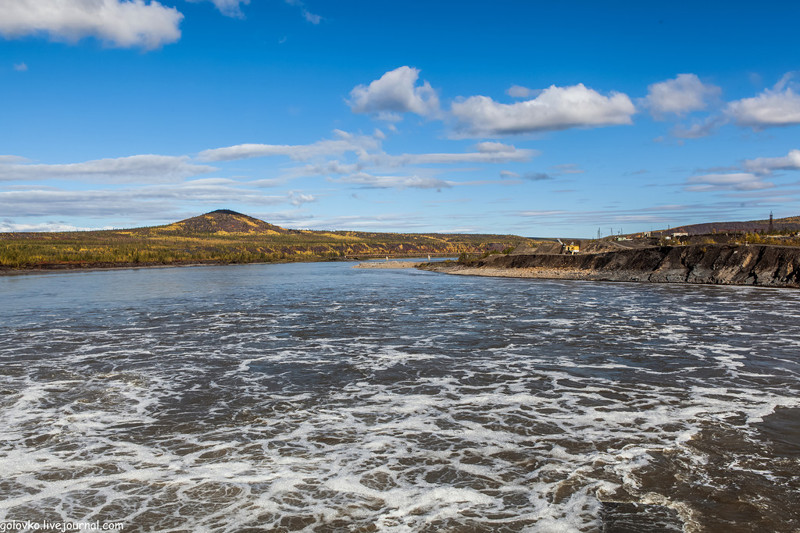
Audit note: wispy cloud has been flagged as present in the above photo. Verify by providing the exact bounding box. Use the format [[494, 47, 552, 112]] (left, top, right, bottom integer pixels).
[[0, 155, 216, 183], [334, 172, 452, 190], [743, 149, 800, 174], [284, 0, 322, 24], [550, 163, 584, 175], [670, 116, 727, 139], [365, 143, 536, 167], [0, 180, 306, 221], [186, 0, 251, 18], [686, 172, 773, 192], [198, 131, 380, 162]]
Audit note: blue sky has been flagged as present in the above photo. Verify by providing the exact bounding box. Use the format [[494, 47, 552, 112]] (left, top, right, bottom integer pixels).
[[1, 0, 800, 237]]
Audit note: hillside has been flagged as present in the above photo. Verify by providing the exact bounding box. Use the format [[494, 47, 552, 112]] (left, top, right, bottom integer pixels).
[[0, 210, 530, 271], [158, 209, 292, 235], [652, 214, 800, 236]]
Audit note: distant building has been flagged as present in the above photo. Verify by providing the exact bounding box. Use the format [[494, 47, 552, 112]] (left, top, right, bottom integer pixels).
[[672, 232, 688, 238]]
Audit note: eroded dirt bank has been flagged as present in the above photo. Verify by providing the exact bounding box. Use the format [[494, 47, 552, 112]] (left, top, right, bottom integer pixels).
[[420, 244, 800, 288]]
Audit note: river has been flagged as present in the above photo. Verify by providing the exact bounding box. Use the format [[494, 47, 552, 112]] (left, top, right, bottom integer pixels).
[[1, 262, 798, 532]]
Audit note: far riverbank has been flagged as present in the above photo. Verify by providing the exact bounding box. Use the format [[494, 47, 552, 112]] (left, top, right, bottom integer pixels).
[[419, 243, 800, 288]]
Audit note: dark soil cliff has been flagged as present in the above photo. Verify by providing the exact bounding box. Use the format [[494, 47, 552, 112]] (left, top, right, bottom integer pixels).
[[422, 244, 800, 288]]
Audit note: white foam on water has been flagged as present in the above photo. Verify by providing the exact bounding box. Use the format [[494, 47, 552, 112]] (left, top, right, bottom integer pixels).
[[2, 267, 800, 531]]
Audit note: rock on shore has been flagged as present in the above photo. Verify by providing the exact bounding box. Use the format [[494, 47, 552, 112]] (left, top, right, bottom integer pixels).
[[420, 244, 800, 288]]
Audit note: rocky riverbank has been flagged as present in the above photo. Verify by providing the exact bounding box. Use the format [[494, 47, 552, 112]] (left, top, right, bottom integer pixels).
[[419, 244, 800, 288]]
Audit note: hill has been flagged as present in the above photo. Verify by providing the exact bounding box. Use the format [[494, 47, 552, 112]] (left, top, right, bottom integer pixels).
[[0, 210, 530, 271], [652, 214, 800, 236], [158, 209, 292, 235]]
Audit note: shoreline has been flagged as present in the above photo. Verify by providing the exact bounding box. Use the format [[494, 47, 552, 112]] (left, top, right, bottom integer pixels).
[[417, 263, 784, 289], [419, 244, 800, 289], [0, 255, 442, 277], [353, 261, 423, 269]]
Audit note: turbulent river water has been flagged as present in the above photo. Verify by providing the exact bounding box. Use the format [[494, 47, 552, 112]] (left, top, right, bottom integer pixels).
[[1, 262, 799, 532]]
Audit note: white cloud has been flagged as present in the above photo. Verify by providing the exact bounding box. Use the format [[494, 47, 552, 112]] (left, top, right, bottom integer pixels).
[[0, 219, 87, 232], [518, 210, 567, 218], [451, 83, 635, 137], [0, 155, 215, 183], [302, 9, 321, 24], [507, 85, 536, 98], [367, 143, 536, 167], [743, 149, 800, 174], [727, 86, 800, 128], [670, 116, 726, 139], [0, 180, 307, 220], [686, 172, 773, 192], [645, 74, 721, 117], [336, 172, 452, 190], [198, 132, 380, 162], [13, 62, 28, 72], [285, 160, 362, 178], [550, 163, 584, 175], [284, 0, 321, 24], [474, 141, 516, 153], [0, 189, 170, 217], [288, 191, 316, 206], [187, 0, 250, 18], [348, 66, 440, 118], [0, 155, 30, 163], [0, 0, 183, 50]]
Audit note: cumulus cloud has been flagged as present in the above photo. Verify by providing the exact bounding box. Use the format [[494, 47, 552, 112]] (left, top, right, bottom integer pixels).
[[451, 83, 635, 137], [686, 172, 773, 192], [348, 66, 440, 119], [198, 131, 380, 162], [0, 0, 183, 50], [726, 86, 800, 128], [743, 149, 800, 174], [0, 154, 215, 183], [645, 74, 721, 117], [336, 172, 452, 190]]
